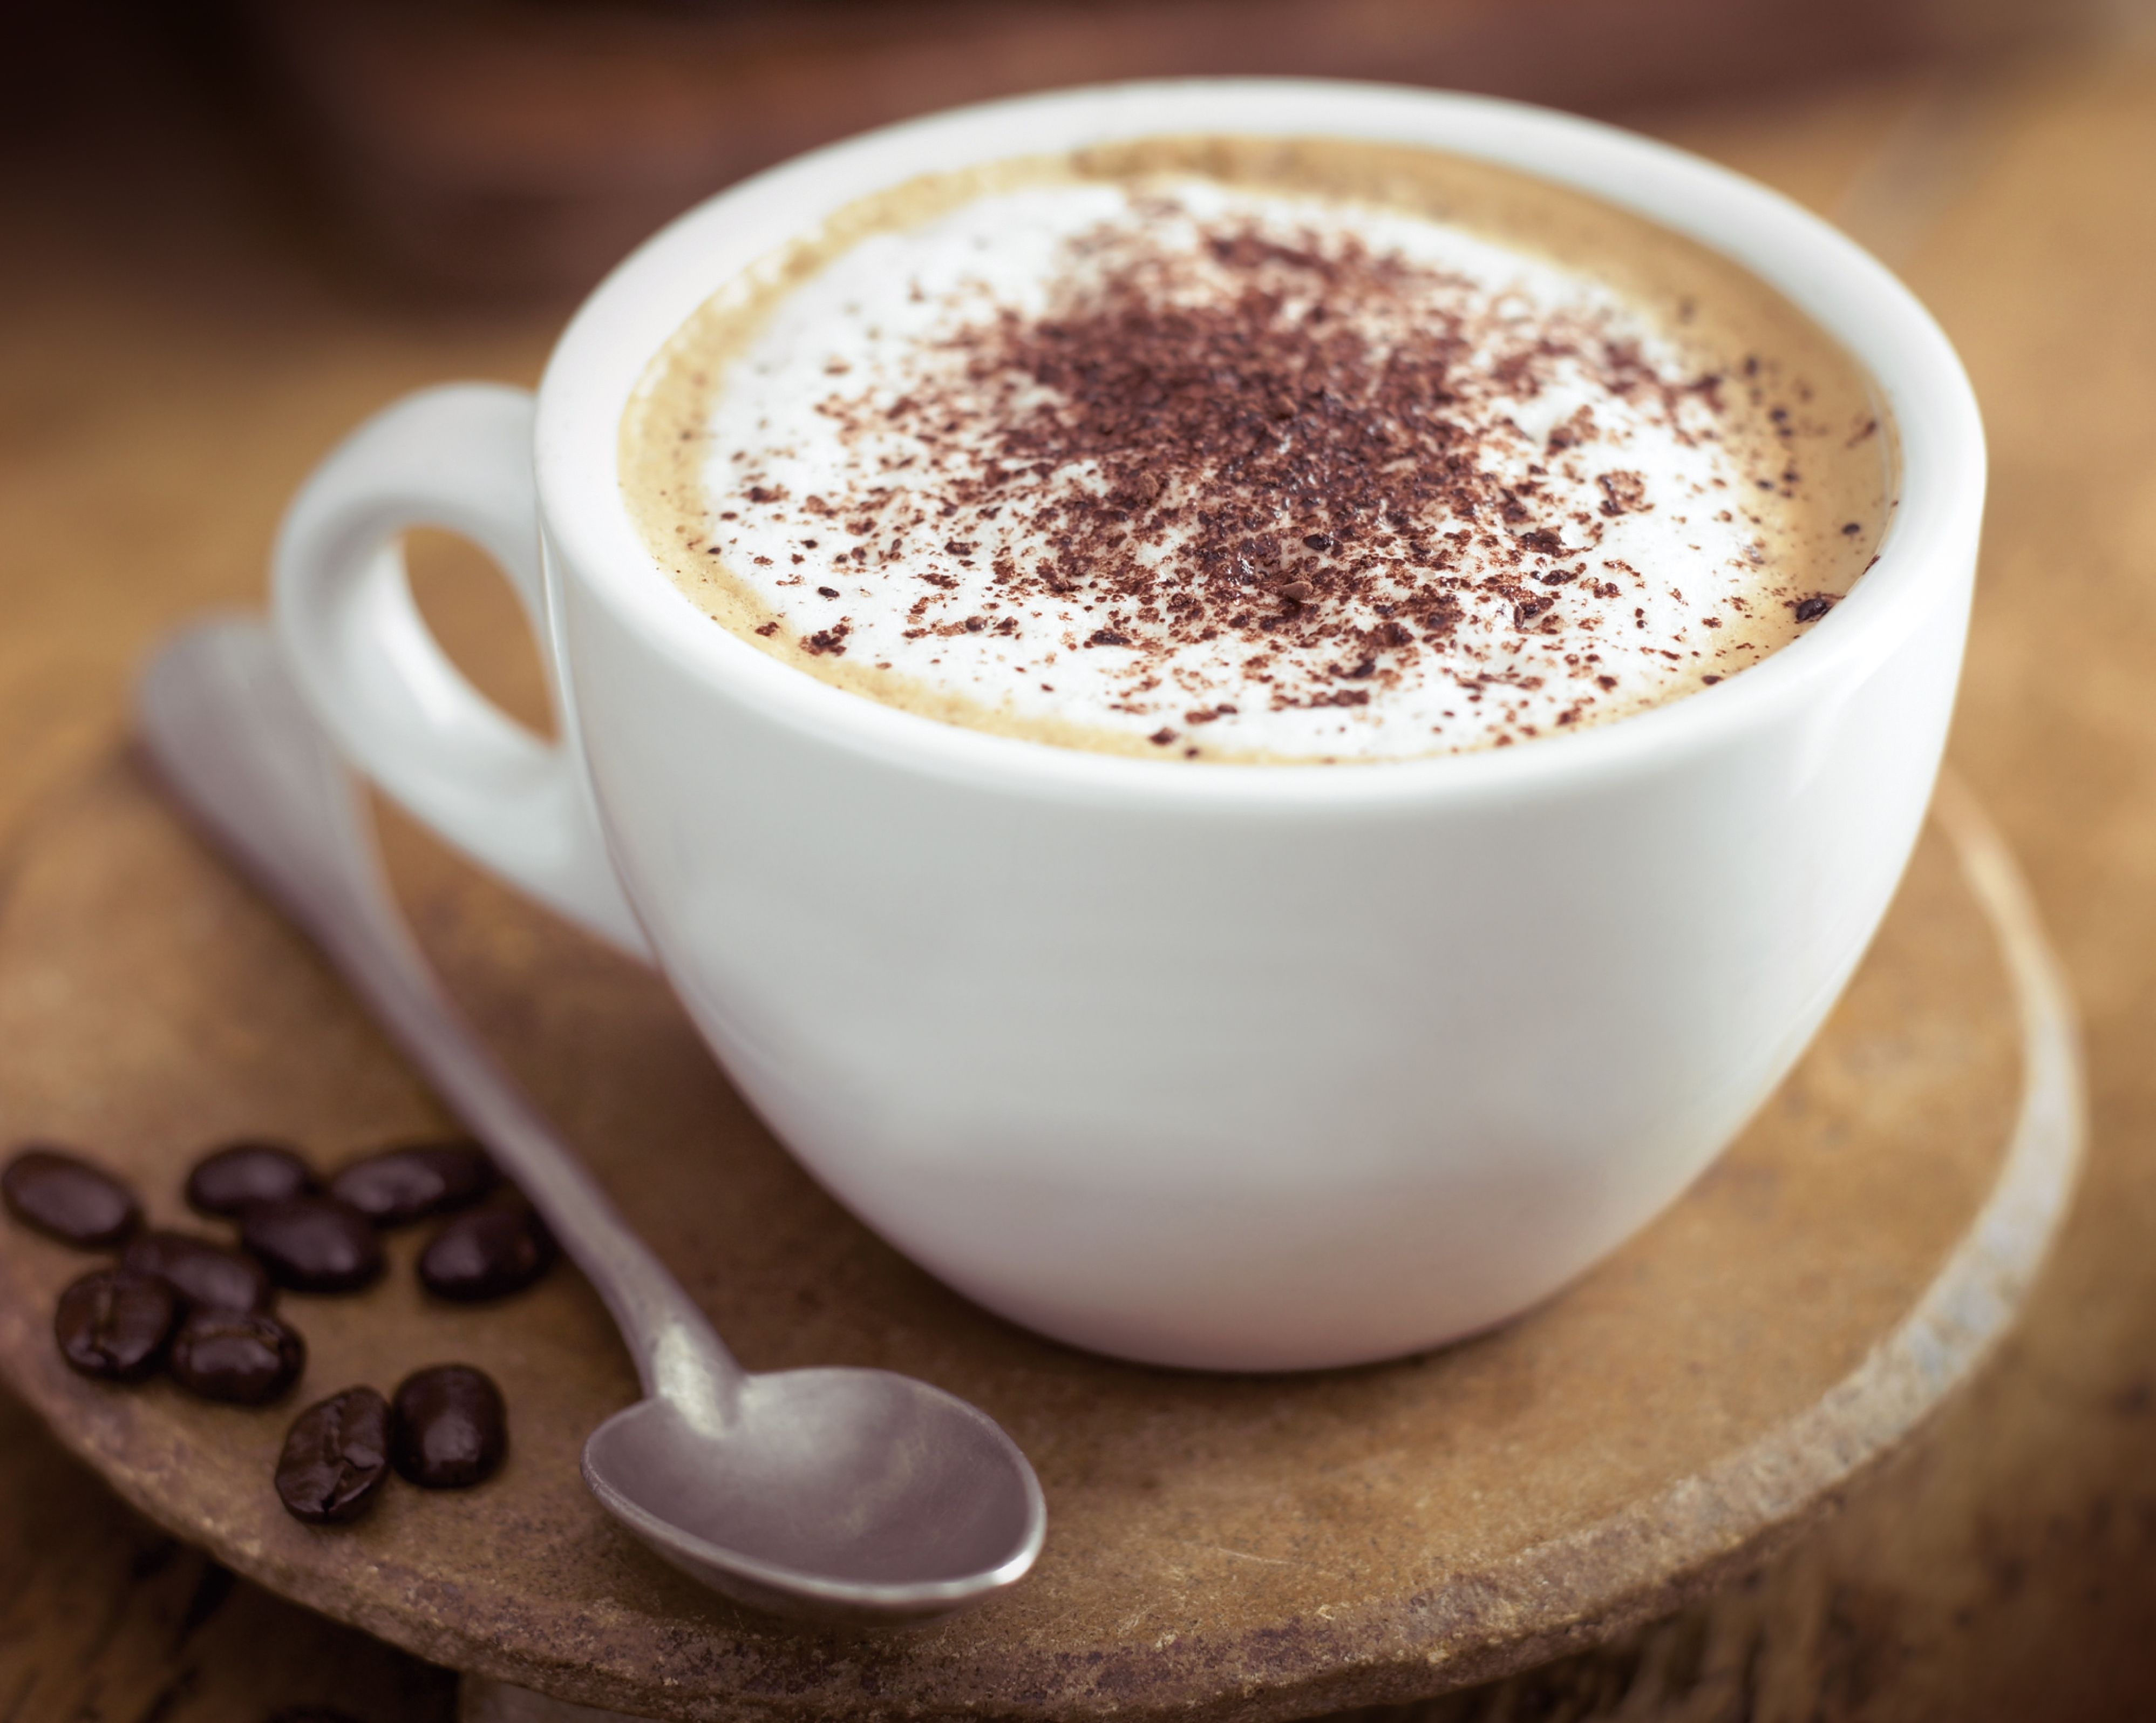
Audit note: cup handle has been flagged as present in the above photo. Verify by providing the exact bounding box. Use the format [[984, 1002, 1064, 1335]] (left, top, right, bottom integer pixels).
[[271, 383, 654, 962]]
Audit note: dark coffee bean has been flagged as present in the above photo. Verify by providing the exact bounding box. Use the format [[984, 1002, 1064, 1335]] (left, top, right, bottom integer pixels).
[[122, 1230, 273, 1313], [266, 1710, 365, 1723], [390, 1364, 506, 1488], [241, 1196, 384, 1293], [417, 1203, 555, 1303], [168, 1307, 305, 1404], [185, 1139, 317, 1217], [328, 1141, 495, 1227], [275, 1387, 391, 1525], [4, 1146, 140, 1247], [53, 1269, 176, 1381]]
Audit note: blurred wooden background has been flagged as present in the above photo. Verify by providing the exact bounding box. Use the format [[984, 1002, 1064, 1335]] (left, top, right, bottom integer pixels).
[[4, 1, 2156, 1718], [0, 0, 2111, 300]]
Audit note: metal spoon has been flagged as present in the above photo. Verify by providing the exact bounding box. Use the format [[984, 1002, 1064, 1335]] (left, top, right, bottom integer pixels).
[[136, 616, 1046, 1624]]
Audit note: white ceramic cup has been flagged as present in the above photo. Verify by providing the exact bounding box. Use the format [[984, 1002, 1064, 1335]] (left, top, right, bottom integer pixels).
[[272, 79, 1983, 1371]]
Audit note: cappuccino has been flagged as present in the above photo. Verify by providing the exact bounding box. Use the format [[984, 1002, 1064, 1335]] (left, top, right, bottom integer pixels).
[[621, 138, 1892, 762]]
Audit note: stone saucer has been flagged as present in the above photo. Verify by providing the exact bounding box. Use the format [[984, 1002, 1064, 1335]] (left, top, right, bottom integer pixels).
[[0, 758, 2079, 1721]]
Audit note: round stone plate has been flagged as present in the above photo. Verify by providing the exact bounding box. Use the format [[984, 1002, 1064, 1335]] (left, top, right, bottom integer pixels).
[[0, 755, 2079, 1722]]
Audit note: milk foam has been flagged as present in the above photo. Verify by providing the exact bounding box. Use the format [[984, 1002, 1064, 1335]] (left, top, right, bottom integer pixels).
[[629, 164, 1886, 761]]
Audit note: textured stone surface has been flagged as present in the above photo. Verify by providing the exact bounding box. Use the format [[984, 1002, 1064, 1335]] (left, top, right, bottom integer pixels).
[[0, 751, 2065, 1719]]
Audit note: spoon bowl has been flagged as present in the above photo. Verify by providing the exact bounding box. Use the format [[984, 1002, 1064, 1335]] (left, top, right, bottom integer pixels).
[[583, 1370, 1046, 1621]]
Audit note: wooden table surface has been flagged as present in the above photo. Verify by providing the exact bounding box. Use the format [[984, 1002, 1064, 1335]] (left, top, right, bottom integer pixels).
[[4, 24, 2156, 1722]]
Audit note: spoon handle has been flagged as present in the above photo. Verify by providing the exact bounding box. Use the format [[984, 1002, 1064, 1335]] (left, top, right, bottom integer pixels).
[[137, 616, 742, 1409]]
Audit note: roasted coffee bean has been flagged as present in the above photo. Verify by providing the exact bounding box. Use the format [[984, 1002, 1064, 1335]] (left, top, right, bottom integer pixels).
[[123, 1230, 273, 1313], [4, 1145, 140, 1246], [169, 1307, 305, 1404], [241, 1196, 384, 1293], [328, 1141, 495, 1227], [53, 1269, 176, 1381], [417, 1203, 555, 1303], [390, 1364, 507, 1488], [275, 1387, 392, 1525], [185, 1139, 317, 1217]]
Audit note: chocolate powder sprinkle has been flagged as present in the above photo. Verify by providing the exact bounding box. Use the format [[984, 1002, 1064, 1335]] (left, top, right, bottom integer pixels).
[[674, 188, 1879, 754], [744, 212, 1744, 732]]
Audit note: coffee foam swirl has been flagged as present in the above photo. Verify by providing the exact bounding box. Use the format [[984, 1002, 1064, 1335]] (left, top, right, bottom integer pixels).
[[624, 145, 1891, 762]]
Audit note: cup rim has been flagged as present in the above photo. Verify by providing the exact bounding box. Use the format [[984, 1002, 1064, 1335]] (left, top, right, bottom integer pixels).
[[536, 76, 1984, 807]]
